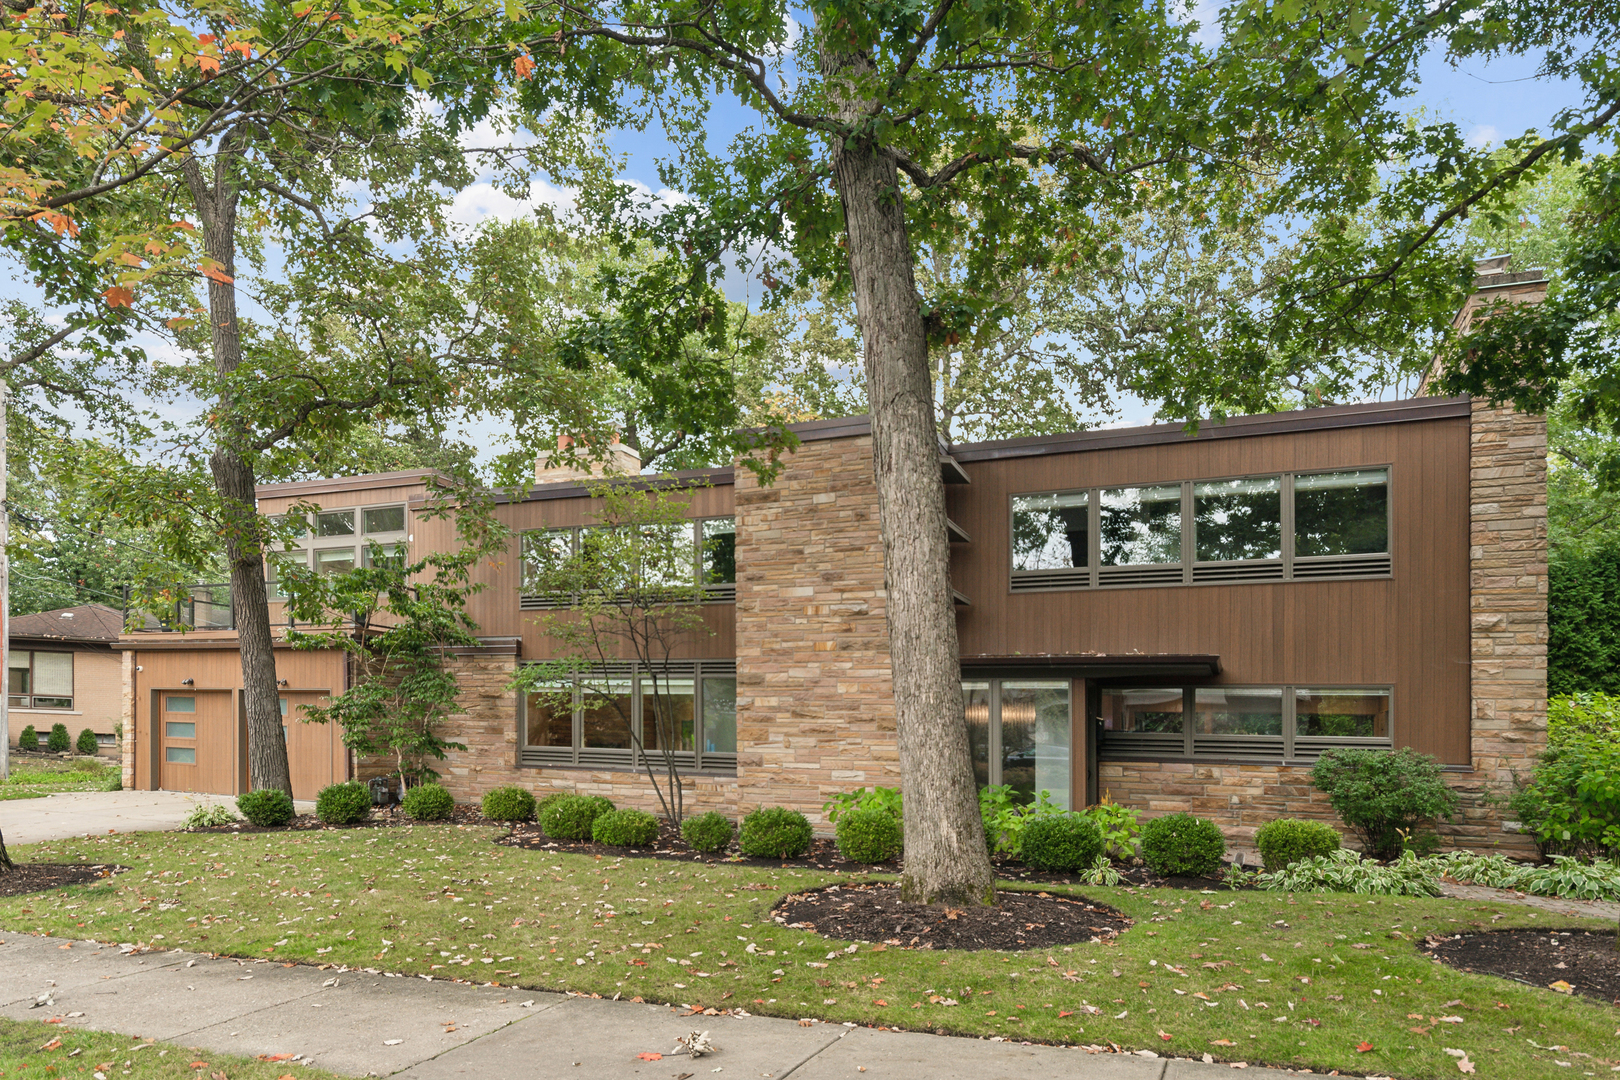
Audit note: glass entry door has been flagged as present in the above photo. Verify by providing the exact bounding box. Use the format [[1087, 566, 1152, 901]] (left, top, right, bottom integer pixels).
[[961, 678, 1073, 809]]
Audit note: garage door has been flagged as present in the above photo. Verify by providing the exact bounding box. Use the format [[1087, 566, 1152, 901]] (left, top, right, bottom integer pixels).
[[159, 691, 236, 794], [283, 692, 344, 801]]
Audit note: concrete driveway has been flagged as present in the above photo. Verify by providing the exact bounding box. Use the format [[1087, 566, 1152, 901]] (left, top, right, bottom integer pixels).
[[0, 790, 241, 845]]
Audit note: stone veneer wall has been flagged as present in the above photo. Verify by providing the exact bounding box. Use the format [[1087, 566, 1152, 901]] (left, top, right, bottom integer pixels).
[[120, 648, 136, 789]]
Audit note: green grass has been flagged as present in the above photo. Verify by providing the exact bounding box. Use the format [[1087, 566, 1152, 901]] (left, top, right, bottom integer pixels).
[[0, 1017, 344, 1080], [2, 825, 1617, 1079], [1, 758, 117, 800]]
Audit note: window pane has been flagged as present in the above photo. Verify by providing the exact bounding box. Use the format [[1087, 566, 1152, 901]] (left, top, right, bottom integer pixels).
[[32, 652, 72, 696], [702, 518, 737, 584], [316, 547, 356, 574], [165, 696, 196, 713], [639, 523, 695, 588], [278, 698, 289, 716], [1296, 689, 1391, 738], [526, 685, 574, 747], [1194, 477, 1281, 562], [1011, 492, 1089, 570], [315, 510, 355, 537], [962, 681, 991, 789], [365, 543, 408, 571], [1099, 688, 1184, 733], [1193, 688, 1284, 735], [265, 552, 304, 601], [8, 651, 30, 696], [1294, 469, 1388, 556], [32, 697, 71, 709], [998, 681, 1071, 809], [581, 680, 635, 749], [363, 506, 406, 534], [1100, 485, 1182, 566], [270, 513, 308, 539], [521, 528, 574, 592], [165, 746, 196, 764], [641, 677, 694, 752], [165, 721, 197, 738], [702, 677, 737, 753]]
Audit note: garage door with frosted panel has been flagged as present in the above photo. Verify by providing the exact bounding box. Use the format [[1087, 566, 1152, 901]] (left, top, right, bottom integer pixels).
[[159, 691, 234, 794]]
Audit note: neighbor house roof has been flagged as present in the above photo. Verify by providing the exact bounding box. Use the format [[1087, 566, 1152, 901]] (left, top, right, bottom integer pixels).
[[9, 603, 124, 643]]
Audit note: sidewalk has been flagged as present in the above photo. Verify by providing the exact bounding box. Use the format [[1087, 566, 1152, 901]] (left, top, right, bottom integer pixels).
[[0, 791, 314, 844], [0, 932, 1258, 1079]]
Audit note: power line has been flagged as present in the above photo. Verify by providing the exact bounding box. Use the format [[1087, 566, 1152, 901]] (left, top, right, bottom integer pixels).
[[8, 565, 130, 608]]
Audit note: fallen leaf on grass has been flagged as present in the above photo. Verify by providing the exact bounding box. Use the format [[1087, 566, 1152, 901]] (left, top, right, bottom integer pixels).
[[1356, 1042, 1374, 1053], [1437, 1016, 1464, 1024], [1548, 980, 1574, 994], [1210, 1039, 1237, 1047], [1058, 1011, 1073, 1018], [1158, 1030, 1172, 1042], [1444, 1048, 1476, 1074]]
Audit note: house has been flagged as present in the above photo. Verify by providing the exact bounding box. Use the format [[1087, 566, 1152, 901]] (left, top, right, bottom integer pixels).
[[9, 603, 126, 754], [114, 265, 1549, 850]]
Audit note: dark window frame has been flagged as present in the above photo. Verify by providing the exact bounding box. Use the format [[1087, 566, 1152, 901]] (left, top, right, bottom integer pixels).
[[519, 516, 737, 610], [7, 648, 74, 710]]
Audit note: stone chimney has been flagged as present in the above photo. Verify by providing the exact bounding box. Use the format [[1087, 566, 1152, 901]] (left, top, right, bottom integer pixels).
[[533, 434, 642, 484]]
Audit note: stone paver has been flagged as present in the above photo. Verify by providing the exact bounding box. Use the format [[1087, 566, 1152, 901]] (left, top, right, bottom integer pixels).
[[0, 790, 316, 845]]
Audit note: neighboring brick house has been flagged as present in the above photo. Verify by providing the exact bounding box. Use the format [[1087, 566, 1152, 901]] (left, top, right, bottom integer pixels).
[[9, 603, 125, 754]]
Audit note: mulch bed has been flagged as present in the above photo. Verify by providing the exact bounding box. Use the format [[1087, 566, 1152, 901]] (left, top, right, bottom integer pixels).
[[1423, 928, 1620, 1006], [188, 803, 498, 834], [770, 881, 1131, 951], [0, 863, 124, 899]]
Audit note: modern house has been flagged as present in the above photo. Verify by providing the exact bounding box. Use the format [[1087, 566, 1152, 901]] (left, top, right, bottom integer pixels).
[[8, 603, 127, 754], [115, 265, 1549, 850]]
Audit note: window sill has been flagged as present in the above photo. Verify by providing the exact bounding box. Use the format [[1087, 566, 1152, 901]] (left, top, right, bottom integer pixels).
[[518, 758, 738, 779], [1099, 752, 1390, 768]]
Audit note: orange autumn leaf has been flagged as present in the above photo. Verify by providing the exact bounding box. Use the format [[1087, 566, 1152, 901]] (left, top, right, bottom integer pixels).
[[103, 285, 134, 307], [1356, 1042, 1375, 1053], [636, 1052, 662, 1061], [1058, 1011, 1073, 1018], [200, 262, 234, 284], [197, 53, 219, 74], [514, 53, 536, 79], [189, 1062, 208, 1069], [1209, 1039, 1237, 1047]]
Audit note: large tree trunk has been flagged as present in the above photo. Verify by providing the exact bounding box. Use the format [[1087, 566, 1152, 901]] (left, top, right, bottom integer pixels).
[[0, 827, 13, 873], [185, 153, 294, 799], [820, 43, 995, 907]]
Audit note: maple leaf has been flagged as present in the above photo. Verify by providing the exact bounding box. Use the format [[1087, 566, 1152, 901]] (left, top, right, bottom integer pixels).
[[197, 53, 220, 74], [514, 54, 536, 79], [1058, 1011, 1073, 1018], [103, 285, 134, 308], [1158, 1030, 1172, 1041], [189, 1063, 207, 1070], [1355, 1042, 1374, 1053], [199, 262, 234, 284]]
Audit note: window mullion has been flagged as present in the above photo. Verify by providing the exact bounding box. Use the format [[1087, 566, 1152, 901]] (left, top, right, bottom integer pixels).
[[1183, 688, 1195, 759], [571, 679, 583, 766], [989, 680, 1002, 787], [1283, 684, 1295, 761], [1181, 481, 1193, 584], [1282, 473, 1295, 580], [1088, 490, 1100, 588]]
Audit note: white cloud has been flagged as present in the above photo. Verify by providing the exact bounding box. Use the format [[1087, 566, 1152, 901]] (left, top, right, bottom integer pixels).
[[1466, 124, 1499, 148], [445, 178, 580, 227]]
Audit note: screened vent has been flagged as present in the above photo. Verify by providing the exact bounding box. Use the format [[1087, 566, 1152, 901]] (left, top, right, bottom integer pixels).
[[1292, 554, 1392, 579], [1191, 735, 1286, 761], [1010, 568, 1091, 592], [1192, 561, 1285, 584], [704, 583, 737, 603], [520, 746, 575, 767], [1097, 733, 1185, 759], [519, 594, 574, 611], [1099, 565, 1184, 588], [577, 748, 635, 769], [1291, 736, 1393, 764]]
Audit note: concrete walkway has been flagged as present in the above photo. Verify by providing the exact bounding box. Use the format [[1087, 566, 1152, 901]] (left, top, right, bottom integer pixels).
[[0, 791, 316, 845], [0, 932, 1259, 1079]]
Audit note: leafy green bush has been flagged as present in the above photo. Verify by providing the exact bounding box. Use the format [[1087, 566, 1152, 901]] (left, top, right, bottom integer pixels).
[[681, 812, 734, 853], [181, 802, 237, 829], [1019, 813, 1105, 873], [1257, 849, 1440, 896], [47, 723, 71, 753], [236, 788, 295, 828], [540, 794, 614, 839], [835, 807, 902, 864], [482, 786, 538, 823], [1139, 812, 1226, 878], [537, 791, 569, 817], [315, 781, 372, 825], [402, 783, 455, 821], [1079, 797, 1140, 859], [739, 806, 813, 858], [1548, 692, 1620, 740], [823, 785, 902, 825], [1254, 819, 1341, 872], [1310, 747, 1458, 859], [592, 808, 660, 846], [979, 785, 1069, 856], [17, 725, 37, 751], [1510, 696, 1620, 858], [1549, 542, 1620, 696], [76, 728, 99, 756]]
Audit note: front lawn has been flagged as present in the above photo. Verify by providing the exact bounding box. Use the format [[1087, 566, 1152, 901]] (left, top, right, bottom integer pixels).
[[0, 758, 118, 801], [1, 824, 1615, 1078], [0, 1018, 344, 1080]]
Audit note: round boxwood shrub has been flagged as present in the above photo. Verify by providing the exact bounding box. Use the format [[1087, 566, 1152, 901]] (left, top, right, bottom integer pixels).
[[835, 806, 902, 864], [315, 781, 372, 825], [482, 785, 538, 823], [537, 791, 569, 817], [1254, 818, 1341, 872], [592, 808, 660, 847], [237, 788, 295, 828], [401, 782, 455, 822], [1140, 812, 1226, 878], [47, 723, 71, 753], [739, 806, 813, 859], [540, 794, 615, 839], [76, 728, 100, 756], [1020, 813, 1106, 873], [681, 812, 734, 853], [17, 725, 37, 752]]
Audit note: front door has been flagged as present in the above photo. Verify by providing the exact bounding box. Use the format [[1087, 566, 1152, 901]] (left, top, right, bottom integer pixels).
[[159, 691, 235, 794]]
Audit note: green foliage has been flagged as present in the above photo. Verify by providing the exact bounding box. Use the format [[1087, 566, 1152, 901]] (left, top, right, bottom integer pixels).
[[401, 783, 455, 822], [483, 786, 539, 824], [1139, 813, 1227, 878], [1310, 748, 1459, 859], [979, 785, 1069, 857], [680, 812, 735, 854], [738, 807, 813, 859], [540, 794, 613, 840], [822, 786, 902, 825], [1080, 855, 1124, 886], [1509, 733, 1620, 858], [1254, 819, 1342, 872], [1548, 540, 1620, 696], [1019, 814, 1105, 873], [1079, 798, 1141, 860], [75, 729, 99, 756], [46, 724, 70, 753], [315, 782, 372, 826], [17, 726, 37, 752], [181, 803, 237, 830], [591, 808, 661, 847], [236, 789, 295, 828], [1257, 850, 1441, 897], [1549, 692, 1620, 739], [835, 807, 903, 864], [537, 792, 570, 816]]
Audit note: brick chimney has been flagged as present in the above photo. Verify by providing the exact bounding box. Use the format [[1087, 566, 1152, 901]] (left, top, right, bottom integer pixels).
[[533, 434, 642, 484]]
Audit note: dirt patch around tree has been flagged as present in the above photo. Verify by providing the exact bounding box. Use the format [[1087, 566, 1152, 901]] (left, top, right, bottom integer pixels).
[[0, 863, 124, 898], [770, 881, 1132, 951], [1423, 928, 1620, 1006]]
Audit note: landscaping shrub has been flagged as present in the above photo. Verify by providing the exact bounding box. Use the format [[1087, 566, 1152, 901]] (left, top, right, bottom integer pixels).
[[1079, 797, 1140, 859], [681, 812, 734, 853], [236, 788, 295, 827], [540, 794, 614, 839], [537, 791, 569, 817], [823, 785, 902, 824], [1257, 849, 1441, 897], [835, 806, 902, 864], [1510, 694, 1620, 858], [1310, 747, 1458, 859], [402, 783, 455, 821], [739, 806, 813, 858], [47, 723, 71, 753], [76, 728, 99, 756], [482, 786, 538, 823], [315, 781, 372, 824], [980, 785, 1069, 857], [1139, 812, 1226, 878], [592, 808, 660, 846], [17, 725, 37, 751], [1254, 819, 1341, 872], [1019, 813, 1105, 873], [181, 803, 237, 829]]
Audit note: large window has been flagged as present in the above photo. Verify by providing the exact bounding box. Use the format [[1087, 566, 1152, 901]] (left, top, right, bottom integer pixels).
[[962, 678, 1072, 809], [1294, 470, 1388, 558], [1099, 685, 1392, 763], [8, 650, 73, 709], [1194, 477, 1282, 562], [1100, 485, 1182, 567], [520, 516, 736, 609], [521, 661, 737, 772], [1011, 492, 1088, 571], [267, 503, 410, 589]]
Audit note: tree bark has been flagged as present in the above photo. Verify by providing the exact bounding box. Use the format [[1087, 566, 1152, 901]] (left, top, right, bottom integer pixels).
[[0, 827, 13, 873], [184, 151, 294, 798], [819, 43, 995, 906]]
